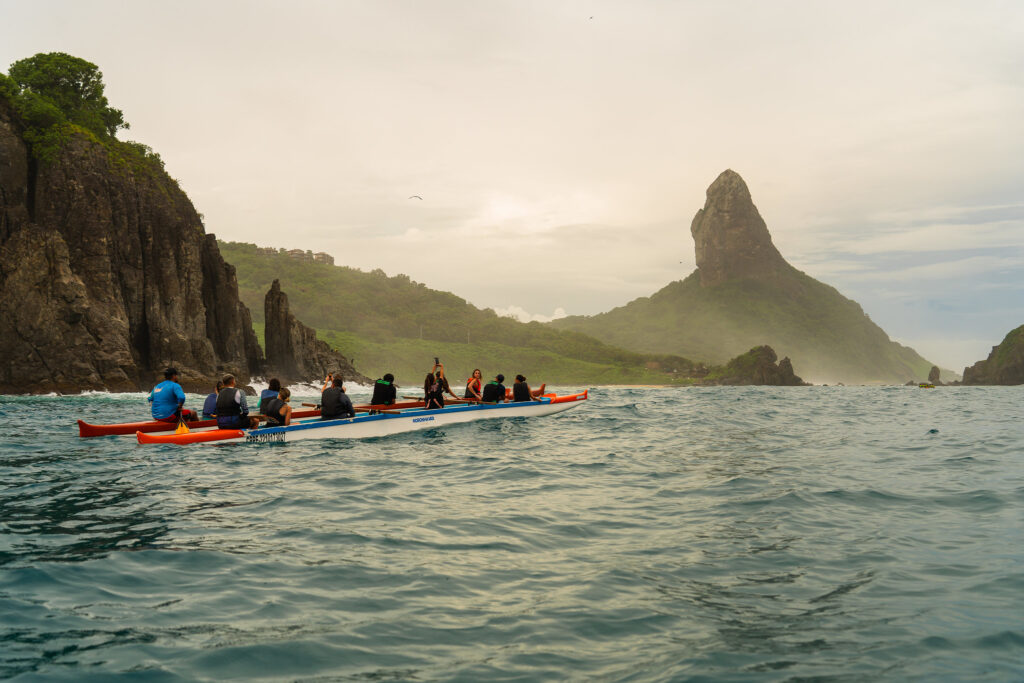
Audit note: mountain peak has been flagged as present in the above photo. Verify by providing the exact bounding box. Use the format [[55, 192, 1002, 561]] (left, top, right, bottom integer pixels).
[[690, 169, 787, 287]]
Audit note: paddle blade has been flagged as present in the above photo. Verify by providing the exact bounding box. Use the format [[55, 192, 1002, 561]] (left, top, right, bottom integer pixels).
[[174, 421, 191, 434]]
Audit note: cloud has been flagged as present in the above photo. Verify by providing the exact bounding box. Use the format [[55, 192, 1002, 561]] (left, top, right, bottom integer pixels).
[[807, 252, 1024, 284], [493, 305, 567, 324]]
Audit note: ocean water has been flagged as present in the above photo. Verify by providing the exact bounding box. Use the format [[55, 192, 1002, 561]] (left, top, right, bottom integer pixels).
[[1, 385, 1022, 681]]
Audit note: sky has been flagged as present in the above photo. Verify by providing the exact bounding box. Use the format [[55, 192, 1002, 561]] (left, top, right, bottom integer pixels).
[[2, 0, 1022, 371]]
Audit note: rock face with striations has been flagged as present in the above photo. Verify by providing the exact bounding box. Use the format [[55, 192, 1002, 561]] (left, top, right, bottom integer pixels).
[[691, 169, 787, 287], [264, 279, 369, 385], [0, 98, 263, 393], [962, 325, 1024, 385]]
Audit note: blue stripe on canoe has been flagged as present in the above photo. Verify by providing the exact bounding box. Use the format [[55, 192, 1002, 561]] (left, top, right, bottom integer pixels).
[[249, 398, 554, 437]]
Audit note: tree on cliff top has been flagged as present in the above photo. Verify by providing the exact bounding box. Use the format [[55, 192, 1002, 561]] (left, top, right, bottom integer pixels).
[[7, 52, 127, 138], [2, 53, 167, 173]]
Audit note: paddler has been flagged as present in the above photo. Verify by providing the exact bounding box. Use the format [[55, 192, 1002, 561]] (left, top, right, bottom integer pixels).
[[202, 380, 223, 418], [369, 373, 397, 413], [148, 367, 195, 422], [259, 378, 281, 414], [215, 374, 260, 429], [481, 374, 506, 403], [263, 387, 293, 426], [320, 375, 355, 420], [511, 374, 542, 402]]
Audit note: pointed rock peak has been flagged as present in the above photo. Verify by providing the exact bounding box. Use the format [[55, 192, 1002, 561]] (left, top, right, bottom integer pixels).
[[270, 278, 282, 293], [690, 169, 788, 287], [706, 169, 751, 201]]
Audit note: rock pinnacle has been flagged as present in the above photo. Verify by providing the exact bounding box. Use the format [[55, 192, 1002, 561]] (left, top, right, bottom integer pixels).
[[690, 169, 787, 287]]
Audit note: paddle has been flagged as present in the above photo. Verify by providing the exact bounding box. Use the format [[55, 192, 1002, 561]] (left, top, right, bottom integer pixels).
[[174, 406, 190, 434]]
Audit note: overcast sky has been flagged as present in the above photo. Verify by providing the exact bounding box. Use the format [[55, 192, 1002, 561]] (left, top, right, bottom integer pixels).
[[2, 0, 1022, 370]]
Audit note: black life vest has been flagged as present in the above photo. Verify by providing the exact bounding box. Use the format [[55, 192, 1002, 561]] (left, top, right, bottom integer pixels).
[[216, 387, 242, 416], [512, 382, 531, 402], [481, 381, 504, 403], [371, 379, 395, 405], [321, 387, 344, 419], [258, 389, 277, 414], [264, 397, 286, 424]]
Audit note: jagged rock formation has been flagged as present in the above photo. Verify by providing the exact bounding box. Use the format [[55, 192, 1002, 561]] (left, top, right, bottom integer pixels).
[[264, 280, 369, 385], [701, 345, 808, 386], [691, 170, 786, 287], [962, 325, 1024, 385], [552, 169, 934, 384], [0, 98, 262, 393]]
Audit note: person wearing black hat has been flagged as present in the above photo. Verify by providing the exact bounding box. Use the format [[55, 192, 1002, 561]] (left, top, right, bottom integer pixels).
[[148, 367, 195, 422], [481, 374, 506, 403]]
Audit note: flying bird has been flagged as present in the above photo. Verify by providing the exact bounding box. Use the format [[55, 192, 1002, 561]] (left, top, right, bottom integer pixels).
[[409, 195, 423, 200]]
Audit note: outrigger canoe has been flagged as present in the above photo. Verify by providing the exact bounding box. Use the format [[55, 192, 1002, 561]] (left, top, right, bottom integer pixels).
[[137, 391, 588, 446], [77, 408, 323, 437], [79, 399, 434, 438]]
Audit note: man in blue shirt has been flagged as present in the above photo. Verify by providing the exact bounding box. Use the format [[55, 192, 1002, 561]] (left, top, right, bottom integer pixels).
[[148, 367, 195, 422]]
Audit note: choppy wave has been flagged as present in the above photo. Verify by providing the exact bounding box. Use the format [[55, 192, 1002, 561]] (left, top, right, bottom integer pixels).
[[1, 385, 1022, 680]]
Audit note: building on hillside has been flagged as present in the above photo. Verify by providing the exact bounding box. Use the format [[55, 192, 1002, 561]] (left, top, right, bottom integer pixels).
[[256, 247, 277, 256], [313, 252, 334, 265], [287, 249, 314, 262]]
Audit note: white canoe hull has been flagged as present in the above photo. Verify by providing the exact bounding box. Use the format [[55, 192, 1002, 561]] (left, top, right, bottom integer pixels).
[[159, 395, 587, 446]]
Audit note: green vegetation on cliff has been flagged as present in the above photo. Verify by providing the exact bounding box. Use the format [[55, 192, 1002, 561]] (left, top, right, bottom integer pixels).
[[552, 267, 932, 384], [1, 52, 164, 174], [225, 242, 697, 385]]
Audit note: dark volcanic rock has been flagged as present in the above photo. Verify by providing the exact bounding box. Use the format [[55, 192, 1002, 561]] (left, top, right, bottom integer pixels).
[[962, 325, 1024, 385], [0, 98, 263, 393], [702, 345, 809, 386], [264, 280, 369, 385], [690, 169, 787, 287]]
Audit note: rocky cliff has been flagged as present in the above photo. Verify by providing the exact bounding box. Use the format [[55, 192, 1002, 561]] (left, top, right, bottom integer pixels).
[[552, 169, 934, 384], [691, 170, 787, 287], [962, 325, 1024, 385], [264, 279, 369, 385], [0, 97, 263, 393], [701, 345, 808, 386]]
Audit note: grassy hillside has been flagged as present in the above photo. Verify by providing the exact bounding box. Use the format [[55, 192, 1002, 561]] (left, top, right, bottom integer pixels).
[[226, 242, 698, 385], [552, 266, 933, 384]]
